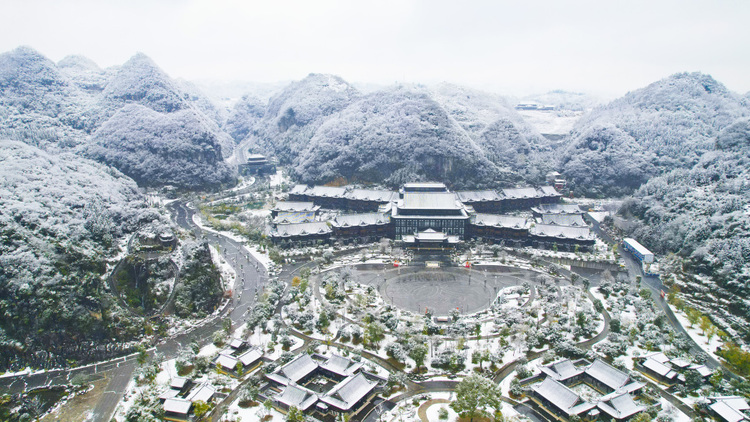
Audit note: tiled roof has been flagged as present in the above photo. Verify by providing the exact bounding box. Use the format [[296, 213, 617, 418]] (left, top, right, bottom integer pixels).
[[332, 213, 389, 227], [456, 190, 502, 202], [540, 213, 586, 227], [271, 222, 332, 238], [400, 193, 460, 210], [531, 378, 595, 416], [597, 394, 646, 419], [502, 187, 541, 199], [585, 359, 630, 391], [472, 214, 530, 229], [530, 224, 594, 240], [346, 189, 397, 203], [320, 373, 378, 411], [280, 353, 318, 383], [276, 385, 318, 410], [163, 398, 192, 414]]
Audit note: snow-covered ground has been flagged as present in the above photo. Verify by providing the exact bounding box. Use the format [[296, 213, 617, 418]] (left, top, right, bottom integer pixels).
[[517, 109, 584, 135]]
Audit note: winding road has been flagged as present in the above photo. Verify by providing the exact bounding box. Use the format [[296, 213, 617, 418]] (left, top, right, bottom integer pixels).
[[0, 200, 271, 422]]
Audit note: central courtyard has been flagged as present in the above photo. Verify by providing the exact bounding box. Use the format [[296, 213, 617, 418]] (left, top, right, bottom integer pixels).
[[338, 264, 542, 315]]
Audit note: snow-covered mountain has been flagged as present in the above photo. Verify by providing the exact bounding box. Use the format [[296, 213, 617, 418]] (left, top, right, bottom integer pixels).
[[0, 47, 238, 189], [88, 104, 235, 189], [560, 72, 749, 197], [0, 139, 158, 369], [293, 87, 504, 189]]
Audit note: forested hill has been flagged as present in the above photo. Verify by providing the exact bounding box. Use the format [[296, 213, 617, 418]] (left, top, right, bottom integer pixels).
[[0, 140, 159, 368], [0, 47, 237, 190], [293, 88, 504, 188], [622, 117, 750, 296], [239, 77, 550, 189], [560, 72, 749, 197]]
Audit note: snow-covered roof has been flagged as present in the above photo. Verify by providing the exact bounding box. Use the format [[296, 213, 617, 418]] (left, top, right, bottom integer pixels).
[[643, 352, 670, 364], [540, 213, 586, 227], [400, 192, 460, 210], [403, 182, 448, 190], [170, 377, 188, 390], [280, 353, 319, 383], [531, 204, 583, 214], [710, 401, 748, 422], [585, 359, 630, 391], [345, 189, 396, 203], [539, 186, 561, 196], [456, 190, 502, 202], [229, 338, 245, 349], [531, 378, 595, 416], [216, 354, 239, 370], [332, 213, 390, 227], [163, 397, 192, 414], [319, 354, 363, 377], [239, 348, 263, 366], [597, 393, 646, 419], [320, 372, 378, 411], [540, 359, 583, 381], [272, 201, 320, 212], [642, 358, 678, 379], [502, 187, 541, 199], [669, 357, 691, 368], [159, 388, 181, 400], [271, 222, 332, 238], [689, 364, 713, 377], [472, 214, 530, 229], [530, 224, 594, 241], [187, 383, 215, 403], [305, 186, 348, 198], [289, 184, 308, 195], [276, 384, 319, 410]]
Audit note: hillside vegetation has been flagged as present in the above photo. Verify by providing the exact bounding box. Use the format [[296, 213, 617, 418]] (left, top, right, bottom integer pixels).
[[561, 72, 749, 197], [0, 140, 158, 368]]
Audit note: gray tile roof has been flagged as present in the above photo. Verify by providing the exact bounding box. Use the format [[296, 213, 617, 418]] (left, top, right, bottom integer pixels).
[[320, 354, 363, 377], [642, 358, 678, 379], [597, 394, 646, 419], [710, 401, 747, 422], [187, 383, 215, 403], [530, 224, 594, 240], [273, 201, 319, 212], [280, 353, 319, 383], [276, 385, 319, 411], [540, 359, 583, 381], [456, 190, 502, 202], [332, 213, 390, 227], [239, 348, 263, 366], [502, 187, 541, 199], [271, 222, 332, 238], [539, 186, 561, 196], [163, 397, 192, 414], [532, 204, 583, 214], [585, 359, 630, 391], [216, 354, 239, 370], [305, 186, 348, 198], [540, 213, 586, 227], [321, 372, 378, 411], [531, 378, 595, 416], [346, 189, 397, 203]]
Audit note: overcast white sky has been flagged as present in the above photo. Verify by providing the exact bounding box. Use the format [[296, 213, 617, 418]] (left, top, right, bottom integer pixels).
[[1, 0, 748, 97]]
